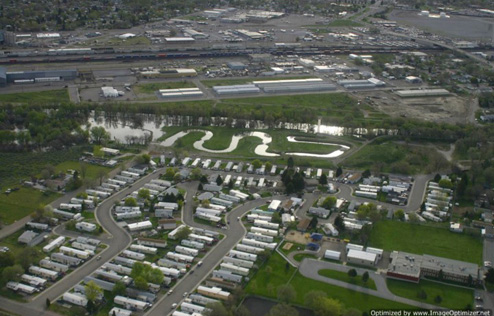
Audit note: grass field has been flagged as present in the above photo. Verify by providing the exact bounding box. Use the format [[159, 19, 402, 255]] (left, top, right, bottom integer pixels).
[[0, 89, 69, 104], [343, 141, 448, 174], [245, 253, 413, 312], [162, 126, 353, 157], [318, 269, 377, 290], [386, 279, 473, 309], [134, 81, 196, 94], [327, 19, 363, 27], [106, 36, 151, 46], [54, 161, 113, 181], [293, 253, 318, 262], [0, 188, 61, 225], [369, 221, 483, 264]]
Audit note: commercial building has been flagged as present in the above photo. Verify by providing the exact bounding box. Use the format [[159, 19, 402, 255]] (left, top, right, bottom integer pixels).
[[227, 62, 247, 70], [6, 69, 77, 83], [387, 251, 481, 285], [18, 230, 38, 244]]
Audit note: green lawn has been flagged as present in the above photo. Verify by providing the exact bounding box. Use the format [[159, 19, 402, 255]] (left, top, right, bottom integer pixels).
[[54, 161, 113, 181], [386, 279, 473, 309], [0, 188, 61, 225], [162, 126, 353, 159], [369, 221, 483, 264], [327, 19, 364, 27], [0, 89, 69, 103], [293, 253, 318, 262], [134, 81, 196, 94], [343, 141, 448, 174], [245, 253, 413, 312], [318, 269, 377, 290]]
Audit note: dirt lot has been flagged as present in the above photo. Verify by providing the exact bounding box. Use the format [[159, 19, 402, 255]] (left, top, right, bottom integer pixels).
[[362, 90, 477, 124]]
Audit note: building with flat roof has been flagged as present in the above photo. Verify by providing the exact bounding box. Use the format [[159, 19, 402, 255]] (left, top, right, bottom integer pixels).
[[387, 251, 481, 285], [347, 249, 377, 267]]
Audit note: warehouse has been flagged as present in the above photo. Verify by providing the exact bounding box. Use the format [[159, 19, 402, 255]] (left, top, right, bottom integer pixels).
[[159, 87, 203, 99], [6, 69, 77, 83], [164, 37, 195, 43], [347, 249, 377, 267], [212, 84, 261, 95], [395, 89, 450, 98]]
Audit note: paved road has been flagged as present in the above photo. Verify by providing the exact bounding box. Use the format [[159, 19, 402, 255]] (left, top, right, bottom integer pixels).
[[146, 181, 273, 316], [299, 259, 445, 310], [0, 168, 166, 316]]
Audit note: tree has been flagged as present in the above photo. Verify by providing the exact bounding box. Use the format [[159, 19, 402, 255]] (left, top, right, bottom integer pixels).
[[417, 289, 427, 300], [267, 303, 299, 316], [304, 290, 327, 308], [190, 168, 202, 180], [309, 216, 318, 229], [84, 280, 102, 302], [265, 161, 273, 172], [434, 174, 442, 182], [16, 248, 39, 270], [362, 169, 371, 178], [90, 126, 111, 145], [394, 209, 405, 221], [175, 226, 192, 241], [198, 183, 203, 190], [434, 295, 442, 304], [319, 173, 328, 185], [1, 264, 24, 283], [334, 215, 345, 232], [216, 175, 223, 186], [343, 308, 361, 316], [287, 157, 294, 169], [272, 211, 281, 224], [97, 168, 108, 185], [203, 302, 230, 316], [408, 212, 419, 223], [112, 281, 127, 296], [252, 159, 262, 169], [438, 269, 444, 280], [336, 166, 343, 177], [124, 197, 137, 207], [141, 154, 151, 164], [200, 175, 208, 184], [234, 305, 251, 316], [138, 188, 150, 200], [164, 167, 176, 179], [80, 161, 88, 179], [277, 284, 296, 303], [362, 271, 369, 283], [438, 179, 453, 189], [312, 297, 343, 316], [46, 298, 51, 308], [0, 251, 14, 268], [321, 196, 336, 209], [134, 276, 148, 290], [348, 269, 357, 277], [173, 172, 182, 183]]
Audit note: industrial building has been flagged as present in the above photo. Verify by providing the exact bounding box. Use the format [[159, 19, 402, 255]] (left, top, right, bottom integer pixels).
[[4, 68, 77, 83], [17, 230, 39, 244], [212, 84, 260, 95], [395, 89, 450, 98], [253, 78, 336, 94], [387, 251, 481, 285], [158, 87, 203, 99]]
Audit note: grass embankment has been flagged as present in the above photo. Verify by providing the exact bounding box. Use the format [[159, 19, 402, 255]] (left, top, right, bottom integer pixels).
[[245, 253, 413, 312], [161, 126, 353, 157], [318, 269, 377, 290], [369, 221, 482, 264], [0, 89, 69, 104], [134, 81, 196, 94], [0, 189, 61, 225], [343, 140, 448, 174], [386, 279, 473, 309]]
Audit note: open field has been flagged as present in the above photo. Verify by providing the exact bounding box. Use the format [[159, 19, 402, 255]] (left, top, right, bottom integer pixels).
[[342, 140, 448, 174], [0, 188, 61, 225], [54, 161, 113, 181], [369, 221, 483, 264], [245, 252, 413, 312], [318, 269, 377, 290], [133, 81, 196, 94], [386, 279, 473, 310], [0, 89, 69, 104], [0, 147, 89, 187]]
